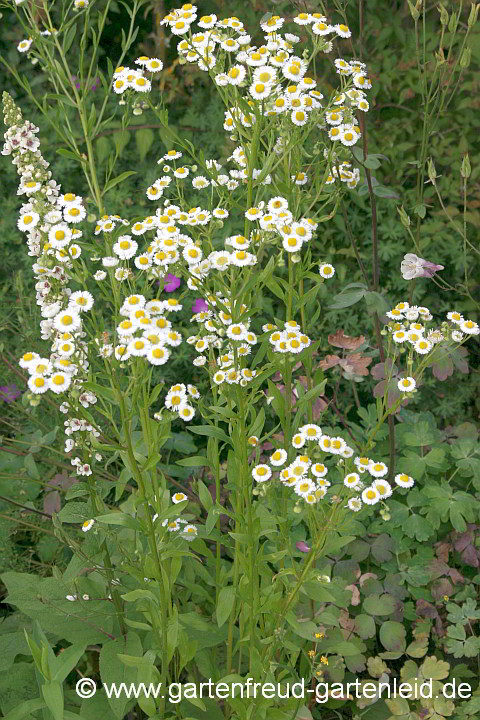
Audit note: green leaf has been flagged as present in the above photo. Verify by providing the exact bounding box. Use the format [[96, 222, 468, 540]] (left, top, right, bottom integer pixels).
[[135, 128, 155, 161], [328, 285, 367, 309], [176, 455, 210, 468], [95, 512, 143, 531], [216, 586, 236, 628], [379, 621, 406, 653], [354, 614, 376, 639], [103, 170, 137, 195], [189, 425, 231, 444], [403, 513, 435, 541], [196, 479, 213, 511], [363, 594, 396, 616], [385, 697, 410, 715], [100, 633, 143, 719], [2, 699, 47, 720], [41, 682, 64, 720], [421, 655, 450, 680], [24, 453, 39, 480], [45, 93, 78, 108]]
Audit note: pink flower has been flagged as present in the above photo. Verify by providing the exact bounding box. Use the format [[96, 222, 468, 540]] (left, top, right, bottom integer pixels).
[[192, 298, 208, 313], [401, 253, 444, 280], [296, 541, 311, 553], [163, 274, 181, 292]]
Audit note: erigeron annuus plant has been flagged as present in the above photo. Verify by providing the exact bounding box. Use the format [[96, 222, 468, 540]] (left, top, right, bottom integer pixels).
[[2, 3, 480, 719]]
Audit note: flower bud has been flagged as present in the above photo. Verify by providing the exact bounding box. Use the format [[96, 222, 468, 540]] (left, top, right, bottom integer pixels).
[[468, 3, 479, 27], [407, 0, 422, 21], [461, 153, 471, 179], [427, 158, 437, 184], [438, 4, 448, 26], [448, 12, 457, 33], [397, 205, 411, 228], [460, 47, 471, 68]]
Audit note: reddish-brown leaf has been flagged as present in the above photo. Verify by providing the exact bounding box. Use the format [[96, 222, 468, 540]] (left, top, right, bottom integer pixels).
[[328, 329, 365, 350]]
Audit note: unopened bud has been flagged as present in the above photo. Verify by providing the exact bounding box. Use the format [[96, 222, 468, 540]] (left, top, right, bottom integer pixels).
[[435, 48, 446, 65], [468, 3, 479, 27], [460, 47, 471, 68], [427, 158, 437, 184], [397, 205, 411, 227], [448, 12, 457, 33], [407, 0, 422, 21], [438, 4, 448, 26], [461, 153, 471, 179]]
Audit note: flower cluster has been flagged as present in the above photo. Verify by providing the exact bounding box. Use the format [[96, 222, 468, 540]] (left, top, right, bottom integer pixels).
[[112, 57, 164, 95], [383, 301, 479, 394], [163, 383, 200, 421], [251, 424, 416, 513]]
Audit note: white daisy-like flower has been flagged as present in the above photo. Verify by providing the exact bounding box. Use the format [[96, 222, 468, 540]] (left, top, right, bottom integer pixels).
[[447, 311, 463, 324], [18, 38, 33, 52], [17, 212, 40, 231], [147, 346, 170, 365], [392, 330, 408, 344], [192, 176, 210, 189], [172, 492, 188, 504], [69, 291, 94, 312], [270, 449, 288, 466], [348, 497, 362, 512], [398, 376, 416, 393], [252, 464, 272, 483], [319, 263, 335, 279], [48, 224, 72, 248], [361, 487, 380, 505], [63, 204, 86, 223], [181, 524, 198, 540], [312, 21, 334, 36], [289, 432, 305, 449], [340, 126, 361, 146], [394, 473, 415, 489], [49, 372, 72, 393], [353, 73, 372, 89], [114, 344, 131, 361], [373, 479, 392, 499], [311, 463, 328, 478], [146, 58, 163, 72], [82, 519, 95, 532], [294, 478, 316, 498], [414, 338, 432, 354], [173, 167, 189, 179], [299, 424, 322, 441], [344, 473, 361, 489], [293, 13, 312, 25], [113, 236, 138, 260], [451, 330, 464, 342], [28, 374, 49, 394], [369, 462, 388, 478], [335, 23, 352, 37], [460, 319, 480, 335], [53, 310, 82, 333]]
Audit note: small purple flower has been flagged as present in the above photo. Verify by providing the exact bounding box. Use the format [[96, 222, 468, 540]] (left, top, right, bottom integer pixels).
[[296, 541, 311, 553], [163, 274, 181, 292], [401, 253, 444, 280], [0, 384, 21, 403], [192, 298, 208, 314]]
